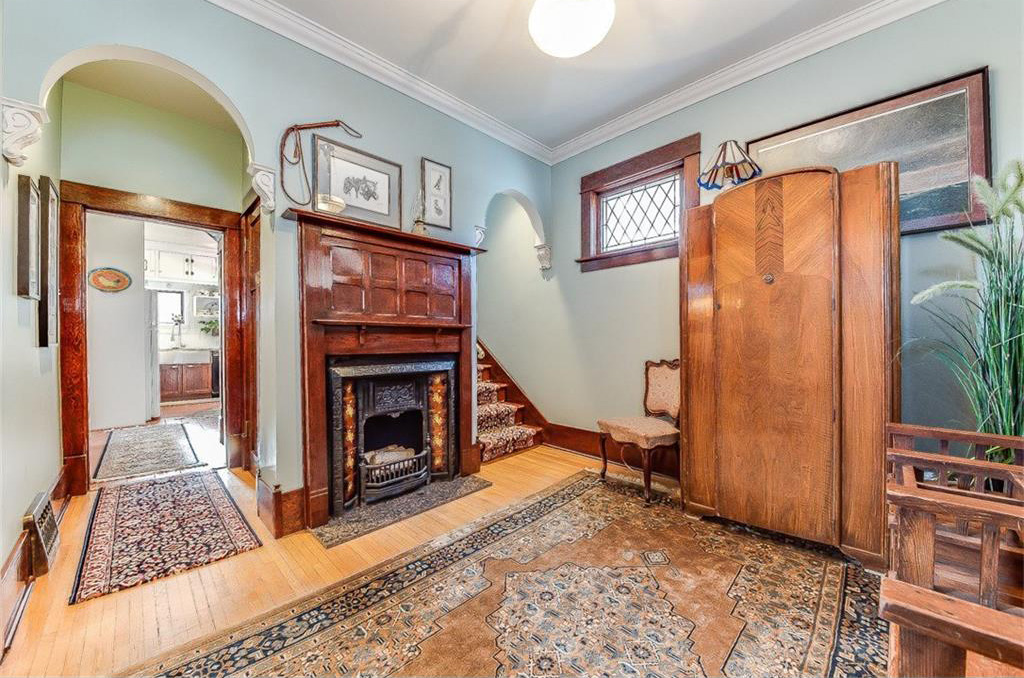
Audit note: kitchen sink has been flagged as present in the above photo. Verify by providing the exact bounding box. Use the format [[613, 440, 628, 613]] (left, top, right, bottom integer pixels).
[[159, 349, 212, 364]]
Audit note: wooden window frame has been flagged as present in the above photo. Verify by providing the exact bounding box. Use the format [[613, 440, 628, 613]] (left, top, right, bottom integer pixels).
[[577, 133, 701, 272]]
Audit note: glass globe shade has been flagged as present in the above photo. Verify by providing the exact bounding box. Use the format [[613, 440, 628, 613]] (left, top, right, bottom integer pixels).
[[529, 0, 616, 59]]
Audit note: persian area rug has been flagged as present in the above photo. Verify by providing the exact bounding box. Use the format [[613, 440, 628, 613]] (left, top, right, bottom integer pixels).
[[122, 472, 887, 678], [70, 471, 261, 604], [94, 423, 204, 481], [312, 475, 493, 548]]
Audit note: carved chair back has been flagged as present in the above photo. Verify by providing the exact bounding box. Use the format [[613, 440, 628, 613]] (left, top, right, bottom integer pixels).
[[644, 359, 681, 423]]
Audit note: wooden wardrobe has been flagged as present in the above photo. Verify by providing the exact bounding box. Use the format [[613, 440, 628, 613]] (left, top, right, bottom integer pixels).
[[679, 164, 900, 569]]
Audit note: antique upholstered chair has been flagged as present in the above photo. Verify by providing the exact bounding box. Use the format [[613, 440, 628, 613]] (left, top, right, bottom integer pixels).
[[597, 359, 680, 503]]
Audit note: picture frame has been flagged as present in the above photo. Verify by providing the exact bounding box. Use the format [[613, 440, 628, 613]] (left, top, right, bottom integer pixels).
[[747, 68, 990, 234], [421, 158, 452, 230], [38, 176, 60, 347], [17, 175, 41, 301], [312, 134, 402, 229]]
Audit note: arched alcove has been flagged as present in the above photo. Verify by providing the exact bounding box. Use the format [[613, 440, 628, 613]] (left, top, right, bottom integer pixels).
[[39, 45, 255, 166], [482, 189, 550, 270]]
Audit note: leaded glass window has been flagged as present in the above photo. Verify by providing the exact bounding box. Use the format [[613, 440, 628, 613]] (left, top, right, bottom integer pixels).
[[599, 172, 680, 253]]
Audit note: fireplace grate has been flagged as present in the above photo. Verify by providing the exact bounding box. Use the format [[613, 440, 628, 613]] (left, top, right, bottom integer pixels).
[[359, 447, 429, 504]]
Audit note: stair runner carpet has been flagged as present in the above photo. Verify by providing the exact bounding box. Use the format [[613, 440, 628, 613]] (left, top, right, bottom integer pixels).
[[477, 362, 541, 462]]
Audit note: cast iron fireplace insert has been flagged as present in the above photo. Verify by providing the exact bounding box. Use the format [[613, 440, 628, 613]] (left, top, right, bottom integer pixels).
[[328, 356, 457, 512]]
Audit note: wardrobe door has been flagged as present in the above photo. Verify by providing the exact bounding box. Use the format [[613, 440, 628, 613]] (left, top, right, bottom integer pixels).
[[713, 169, 840, 545]]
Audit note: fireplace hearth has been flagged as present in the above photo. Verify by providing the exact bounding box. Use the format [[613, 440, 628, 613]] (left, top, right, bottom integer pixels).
[[329, 356, 456, 513]]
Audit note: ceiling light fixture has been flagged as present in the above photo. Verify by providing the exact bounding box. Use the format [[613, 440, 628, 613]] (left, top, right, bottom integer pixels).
[[529, 0, 616, 59]]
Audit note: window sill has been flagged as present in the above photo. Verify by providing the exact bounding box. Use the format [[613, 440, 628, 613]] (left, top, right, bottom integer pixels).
[[576, 241, 679, 272]]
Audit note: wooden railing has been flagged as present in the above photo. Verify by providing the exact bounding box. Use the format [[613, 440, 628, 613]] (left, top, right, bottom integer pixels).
[[881, 423, 1024, 677]]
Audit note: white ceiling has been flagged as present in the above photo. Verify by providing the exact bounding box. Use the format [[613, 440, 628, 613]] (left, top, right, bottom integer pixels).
[[63, 60, 240, 133], [212, 0, 947, 162]]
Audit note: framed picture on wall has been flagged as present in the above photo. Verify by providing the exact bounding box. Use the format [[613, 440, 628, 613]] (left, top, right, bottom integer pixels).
[[17, 175, 41, 301], [312, 134, 402, 229], [421, 158, 452, 229], [747, 68, 990, 234], [38, 176, 60, 347]]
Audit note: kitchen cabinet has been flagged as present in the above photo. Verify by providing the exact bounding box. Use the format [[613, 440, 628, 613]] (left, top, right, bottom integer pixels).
[[156, 251, 190, 281], [145, 244, 220, 284], [190, 254, 219, 283], [160, 362, 213, 402]]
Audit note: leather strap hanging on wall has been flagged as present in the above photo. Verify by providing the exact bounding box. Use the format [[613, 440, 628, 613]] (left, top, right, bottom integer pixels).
[[278, 119, 363, 206]]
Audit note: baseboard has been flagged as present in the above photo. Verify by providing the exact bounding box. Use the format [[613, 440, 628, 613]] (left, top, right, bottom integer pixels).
[[543, 422, 680, 478], [841, 544, 887, 573], [0, 532, 29, 661], [1, 464, 72, 661], [256, 472, 307, 539]]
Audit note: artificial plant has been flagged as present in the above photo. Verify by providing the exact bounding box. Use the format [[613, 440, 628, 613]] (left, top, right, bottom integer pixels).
[[911, 160, 1023, 461]]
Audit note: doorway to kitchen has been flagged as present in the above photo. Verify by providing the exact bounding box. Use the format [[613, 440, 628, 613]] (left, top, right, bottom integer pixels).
[[85, 214, 227, 482], [58, 183, 260, 492]]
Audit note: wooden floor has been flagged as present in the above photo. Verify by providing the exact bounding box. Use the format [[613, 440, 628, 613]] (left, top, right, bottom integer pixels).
[[0, 446, 604, 677]]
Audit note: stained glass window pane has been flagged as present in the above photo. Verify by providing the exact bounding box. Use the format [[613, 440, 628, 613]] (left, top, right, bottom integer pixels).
[[600, 173, 680, 253]]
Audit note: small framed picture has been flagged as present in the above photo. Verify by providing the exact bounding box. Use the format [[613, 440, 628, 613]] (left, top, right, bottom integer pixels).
[[313, 134, 402, 229], [421, 158, 452, 230], [17, 175, 41, 301], [38, 176, 60, 347]]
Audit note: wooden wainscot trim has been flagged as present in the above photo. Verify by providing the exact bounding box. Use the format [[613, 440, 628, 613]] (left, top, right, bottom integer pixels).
[[256, 473, 307, 539]]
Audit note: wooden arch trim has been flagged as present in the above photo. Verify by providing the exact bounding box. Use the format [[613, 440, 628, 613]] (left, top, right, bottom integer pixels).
[[58, 182, 258, 495]]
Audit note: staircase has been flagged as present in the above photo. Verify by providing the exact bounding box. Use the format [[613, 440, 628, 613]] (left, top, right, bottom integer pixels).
[[477, 361, 542, 462]]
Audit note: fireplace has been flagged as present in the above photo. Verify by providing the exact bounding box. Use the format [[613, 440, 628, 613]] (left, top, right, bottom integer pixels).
[[328, 357, 456, 513], [290, 207, 480, 533]]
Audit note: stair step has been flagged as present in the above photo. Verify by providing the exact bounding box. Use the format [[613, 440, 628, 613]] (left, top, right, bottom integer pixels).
[[476, 381, 507, 405], [477, 401, 524, 433], [479, 424, 541, 463]]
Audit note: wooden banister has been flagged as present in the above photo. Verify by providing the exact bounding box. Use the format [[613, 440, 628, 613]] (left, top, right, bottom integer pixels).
[[883, 423, 1024, 676], [887, 483, 1024, 529], [879, 579, 1024, 668], [887, 423, 1024, 452]]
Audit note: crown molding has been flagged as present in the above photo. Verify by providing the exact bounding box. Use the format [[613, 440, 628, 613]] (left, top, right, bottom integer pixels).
[[548, 0, 950, 163], [205, 0, 948, 167], [204, 0, 553, 163]]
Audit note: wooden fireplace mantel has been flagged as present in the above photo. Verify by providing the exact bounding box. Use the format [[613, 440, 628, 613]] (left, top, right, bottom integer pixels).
[[293, 208, 481, 531]]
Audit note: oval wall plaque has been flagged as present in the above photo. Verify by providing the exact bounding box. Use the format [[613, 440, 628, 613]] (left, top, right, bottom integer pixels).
[[88, 267, 132, 293]]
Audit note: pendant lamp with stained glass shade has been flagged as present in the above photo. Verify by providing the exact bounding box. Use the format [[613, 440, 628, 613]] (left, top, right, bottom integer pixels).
[[697, 140, 763, 190]]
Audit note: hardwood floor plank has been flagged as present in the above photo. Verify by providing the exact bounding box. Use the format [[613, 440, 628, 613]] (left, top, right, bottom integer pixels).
[[0, 446, 606, 676]]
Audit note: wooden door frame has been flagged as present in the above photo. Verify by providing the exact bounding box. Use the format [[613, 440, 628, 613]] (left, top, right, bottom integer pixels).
[[58, 181, 260, 494]]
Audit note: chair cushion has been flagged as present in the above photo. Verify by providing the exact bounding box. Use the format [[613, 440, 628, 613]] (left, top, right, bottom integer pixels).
[[597, 417, 679, 449]]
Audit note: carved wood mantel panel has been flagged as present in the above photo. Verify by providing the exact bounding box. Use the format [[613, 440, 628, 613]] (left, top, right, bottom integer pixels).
[[288, 209, 482, 529]]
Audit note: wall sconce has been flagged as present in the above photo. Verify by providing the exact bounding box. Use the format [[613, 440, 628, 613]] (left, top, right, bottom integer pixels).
[[697, 140, 762, 190]]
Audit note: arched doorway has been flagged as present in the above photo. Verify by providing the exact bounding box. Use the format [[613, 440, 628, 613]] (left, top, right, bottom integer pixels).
[[46, 52, 262, 495]]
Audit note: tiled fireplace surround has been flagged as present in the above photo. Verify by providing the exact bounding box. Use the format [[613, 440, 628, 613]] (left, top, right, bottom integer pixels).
[[328, 356, 457, 514]]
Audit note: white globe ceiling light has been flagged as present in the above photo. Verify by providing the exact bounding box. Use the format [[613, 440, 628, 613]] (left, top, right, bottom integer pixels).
[[529, 0, 616, 59]]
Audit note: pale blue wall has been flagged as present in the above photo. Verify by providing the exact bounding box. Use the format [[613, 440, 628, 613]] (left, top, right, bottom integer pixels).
[[1, 0, 551, 502], [60, 81, 249, 211], [480, 0, 1023, 432], [0, 78, 64, 555]]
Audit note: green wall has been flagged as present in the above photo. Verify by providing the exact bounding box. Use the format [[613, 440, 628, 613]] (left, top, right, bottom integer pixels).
[[60, 81, 249, 211], [479, 0, 1022, 433]]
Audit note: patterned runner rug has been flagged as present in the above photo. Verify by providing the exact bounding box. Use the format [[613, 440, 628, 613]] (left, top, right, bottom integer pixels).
[[70, 471, 261, 604], [94, 423, 204, 481], [312, 475, 493, 548], [122, 472, 886, 677]]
